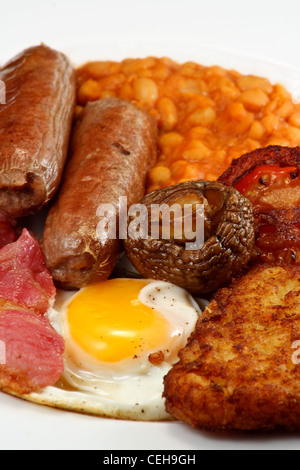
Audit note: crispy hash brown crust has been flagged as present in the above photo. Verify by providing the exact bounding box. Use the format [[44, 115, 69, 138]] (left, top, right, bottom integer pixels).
[[163, 264, 300, 432]]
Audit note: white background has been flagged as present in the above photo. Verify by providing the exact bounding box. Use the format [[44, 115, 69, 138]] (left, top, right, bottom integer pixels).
[[1, 0, 300, 450], [1, 0, 300, 68]]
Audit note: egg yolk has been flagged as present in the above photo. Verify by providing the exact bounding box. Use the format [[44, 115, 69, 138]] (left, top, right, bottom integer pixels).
[[67, 279, 169, 363]]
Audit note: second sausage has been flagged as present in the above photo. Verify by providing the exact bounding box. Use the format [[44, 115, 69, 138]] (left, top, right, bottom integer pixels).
[[42, 98, 157, 289]]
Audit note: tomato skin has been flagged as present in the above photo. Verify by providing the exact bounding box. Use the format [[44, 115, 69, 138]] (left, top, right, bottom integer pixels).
[[218, 146, 300, 264], [234, 165, 299, 196], [233, 164, 300, 263], [258, 225, 276, 236]]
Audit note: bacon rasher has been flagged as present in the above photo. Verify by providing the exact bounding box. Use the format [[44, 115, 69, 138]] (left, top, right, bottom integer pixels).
[[0, 229, 64, 394], [0, 229, 56, 315]]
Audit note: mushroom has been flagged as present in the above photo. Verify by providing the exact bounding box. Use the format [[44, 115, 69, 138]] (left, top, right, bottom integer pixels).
[[124, 180, 255, 295]]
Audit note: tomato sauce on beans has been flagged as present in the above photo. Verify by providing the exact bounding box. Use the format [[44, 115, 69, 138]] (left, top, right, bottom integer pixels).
[[76, 57, 300, 192]]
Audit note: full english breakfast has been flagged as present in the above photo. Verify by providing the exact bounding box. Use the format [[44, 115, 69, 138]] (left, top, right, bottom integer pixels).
[[1, 43, 300, 433]]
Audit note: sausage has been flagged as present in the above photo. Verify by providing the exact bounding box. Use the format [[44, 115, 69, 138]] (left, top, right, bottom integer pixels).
[[0, 44, 76, 218], [42, 98, 157, 289]]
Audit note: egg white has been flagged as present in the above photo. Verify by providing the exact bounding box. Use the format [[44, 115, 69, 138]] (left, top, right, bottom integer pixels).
[[27, 280, 205, 421]]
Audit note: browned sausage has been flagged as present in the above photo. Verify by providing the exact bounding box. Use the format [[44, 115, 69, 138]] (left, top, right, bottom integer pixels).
[[0, 44, 76, 218], [42, 98, 157, 289]]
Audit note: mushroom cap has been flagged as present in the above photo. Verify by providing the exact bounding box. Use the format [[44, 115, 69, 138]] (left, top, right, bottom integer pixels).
[[124, 180, 255, 295]]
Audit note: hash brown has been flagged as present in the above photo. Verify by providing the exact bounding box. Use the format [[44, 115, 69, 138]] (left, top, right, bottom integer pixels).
[[163, 263, 300, 432]]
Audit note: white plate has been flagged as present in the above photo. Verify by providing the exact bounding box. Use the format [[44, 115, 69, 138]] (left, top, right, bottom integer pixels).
[[1, 14, 300, 451]]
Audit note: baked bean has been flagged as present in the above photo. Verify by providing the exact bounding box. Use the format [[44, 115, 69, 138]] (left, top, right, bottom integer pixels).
[[183, 141, 210, 160], [122, 57, 157, 75], [226, 102, 247, 119], [237, 75, 273, 94], [261, 114, 279, 134], [183, 164, 205, 180], [267, 136, 291, 146], [179, 62, 199, 78], [212, 150, 227, 164], [77, 79, 102, 105], [205, 65, 227, 77], [188, 126, 212, 140], [170, 160, 188, 178], [151, 63, 170, 80], [276, 100, 294, 119], [224, 103, 254, 134], [157, 97, 178, 131], [235, 114, 255, 134], [98, 73, 125, 90], [289, 112, 300, 128], [178, 77, 206, 94], [177, 178, 192, 184], [285, 126, 300, 144], [119, 83, 134, 101], [249, 120, 265, 140], [82, 61, 121, 79], [239, 89, 269, 111], [159, 132, 183, 148], [265, 98, 279, 113], [133, 77, 158, 104], [76, 57, 300, 190], [247, 139, 260, 151], [148, 166, 171, 185], [220, 83, 241, 100], [274, 84, 290, 101], [188, 107, 216, 126], [185, 96, 214, 115]]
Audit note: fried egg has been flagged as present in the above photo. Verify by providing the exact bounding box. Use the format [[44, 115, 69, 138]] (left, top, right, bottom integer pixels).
[[27, 278, 203, 421]]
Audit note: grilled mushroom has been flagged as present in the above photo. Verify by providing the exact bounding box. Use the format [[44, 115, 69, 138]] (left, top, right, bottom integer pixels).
[[124, 180, 255, 295]]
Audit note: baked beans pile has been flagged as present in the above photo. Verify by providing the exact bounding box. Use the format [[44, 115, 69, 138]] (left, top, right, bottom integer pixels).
[[76, 57, 300, 192]]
